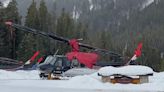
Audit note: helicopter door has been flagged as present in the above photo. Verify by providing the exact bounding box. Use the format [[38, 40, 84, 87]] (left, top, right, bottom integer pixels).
[[53, 57, 63, 74]]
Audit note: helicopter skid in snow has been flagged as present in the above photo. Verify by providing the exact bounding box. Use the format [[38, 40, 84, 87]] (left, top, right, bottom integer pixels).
[[39, 68, 98, 80]]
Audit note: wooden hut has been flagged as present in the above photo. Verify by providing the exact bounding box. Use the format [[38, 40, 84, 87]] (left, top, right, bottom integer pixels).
[[98, 65, 153, 84]]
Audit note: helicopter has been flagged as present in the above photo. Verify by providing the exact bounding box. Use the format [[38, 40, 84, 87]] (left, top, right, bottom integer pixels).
[[4, 21, 142, 79]]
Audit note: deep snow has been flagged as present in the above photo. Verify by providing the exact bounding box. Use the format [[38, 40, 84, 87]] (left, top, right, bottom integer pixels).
[[0, 68, 164, 92]]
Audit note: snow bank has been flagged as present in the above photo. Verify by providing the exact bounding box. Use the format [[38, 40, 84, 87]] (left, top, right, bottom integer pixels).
[[62, 71, 164, 91], [149, 72, 164, 83], [98, 65, 153, 76], [0, 70, 40, 79]]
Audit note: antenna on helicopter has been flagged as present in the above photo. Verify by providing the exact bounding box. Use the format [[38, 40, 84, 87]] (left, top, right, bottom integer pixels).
[[53, 49, 59, 56]]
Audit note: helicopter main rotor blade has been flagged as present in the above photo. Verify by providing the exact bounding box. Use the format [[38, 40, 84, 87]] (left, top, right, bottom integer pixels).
[[79, 43, 121, 56], [9, 23, 69, 44], [5, 22, 121, 57]]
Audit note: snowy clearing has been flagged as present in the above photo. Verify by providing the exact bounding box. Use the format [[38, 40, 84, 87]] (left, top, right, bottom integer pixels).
[[0, 69, 164, 92]]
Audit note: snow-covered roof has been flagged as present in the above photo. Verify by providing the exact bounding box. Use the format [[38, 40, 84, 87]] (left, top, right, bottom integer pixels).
[[98, 65, 154, 76]]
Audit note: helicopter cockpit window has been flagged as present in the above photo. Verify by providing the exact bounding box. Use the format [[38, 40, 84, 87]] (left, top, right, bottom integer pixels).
[[43, 56, 54, 64], [55, 58, 62, 67], [62, 57, 71, 67], [50, 56, 57, 65]]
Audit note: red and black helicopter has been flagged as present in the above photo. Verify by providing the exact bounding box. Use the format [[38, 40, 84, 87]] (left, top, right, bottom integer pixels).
[[3, 21, 142, 79]]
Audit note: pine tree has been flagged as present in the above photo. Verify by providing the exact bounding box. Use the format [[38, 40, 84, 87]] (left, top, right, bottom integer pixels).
[[56, 9, 75, 54], [38, 0, 51, 54], [99, 31, 113, 50], [5, 0, 21, 23], [56, 9, 75, 38], [99, 31, 113, 61], [142, 44, 161, 72], [0, 8, 8, 57], [75, 22, 88, 41], [39, 0, 48, 31], [17, 34, 37, 61], [25, 0, 39, 29], [17, 0, 39, 62], [1, 0, 21, 59]]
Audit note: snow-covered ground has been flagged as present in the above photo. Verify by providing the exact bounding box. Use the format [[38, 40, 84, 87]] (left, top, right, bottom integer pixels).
[[0, 69, 164, 92]]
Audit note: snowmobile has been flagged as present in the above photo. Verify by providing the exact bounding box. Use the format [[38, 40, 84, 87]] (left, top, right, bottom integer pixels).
[[5, 21, 141, 79]]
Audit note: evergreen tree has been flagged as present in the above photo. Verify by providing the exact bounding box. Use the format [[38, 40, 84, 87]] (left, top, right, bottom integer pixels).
[[17, 0, 39, 62], [56, 9, 75, 38], [0, 8, 8, 57], [99, 31, 113, 50], [0, 0, 21, 59], [56, 9, 75, 54], [5, 0, 21, 23], [17, 34, 37, 61], [142, 43, 161, 71], [39, 0, 48, 31], [38, 0, 51, 54], [75, 22, 88, 41], [25, 0, 39, 29], [99, 31, 113, 61]]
